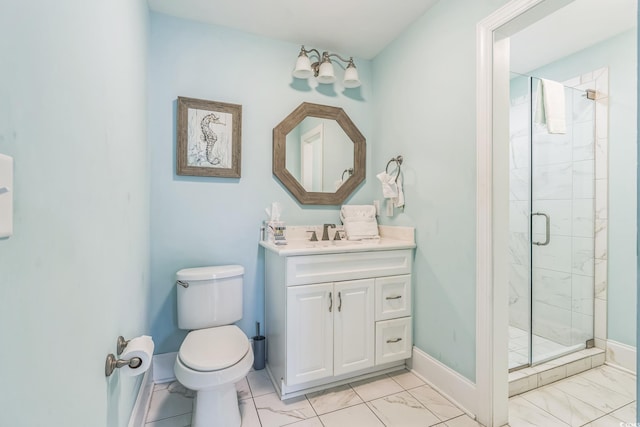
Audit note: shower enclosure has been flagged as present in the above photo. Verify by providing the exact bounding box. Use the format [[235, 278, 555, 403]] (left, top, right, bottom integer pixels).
[[508, 73, 596, 370]]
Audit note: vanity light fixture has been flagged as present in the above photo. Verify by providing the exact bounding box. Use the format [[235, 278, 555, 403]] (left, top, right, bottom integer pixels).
[[292, 45, 361, 88]]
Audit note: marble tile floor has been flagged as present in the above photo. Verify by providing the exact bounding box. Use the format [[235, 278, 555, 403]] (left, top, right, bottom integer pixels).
[[144, 369, 480, 427], [144, 365, 635, 427], [509, 364, 636, 426]]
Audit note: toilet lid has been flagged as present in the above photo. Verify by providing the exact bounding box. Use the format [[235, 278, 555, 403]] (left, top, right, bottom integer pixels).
[[179, 325, 249, 372]]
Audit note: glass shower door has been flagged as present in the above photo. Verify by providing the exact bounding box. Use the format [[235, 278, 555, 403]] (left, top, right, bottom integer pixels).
[[529, 77, 595, 365], [508, 73, 532, 370]]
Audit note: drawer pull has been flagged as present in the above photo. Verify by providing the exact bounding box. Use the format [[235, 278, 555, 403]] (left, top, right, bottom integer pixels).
[[329, 292, 333, 312], [338, 292, 342, 312], [386, 338, 403, 343], [385, 295, 402, 300]]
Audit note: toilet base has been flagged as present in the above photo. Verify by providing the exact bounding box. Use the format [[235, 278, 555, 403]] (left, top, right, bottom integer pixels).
[[192, 383, 240, 427]]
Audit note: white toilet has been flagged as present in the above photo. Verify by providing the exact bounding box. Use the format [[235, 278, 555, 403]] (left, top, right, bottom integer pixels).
[[174, 265, 253, 427]]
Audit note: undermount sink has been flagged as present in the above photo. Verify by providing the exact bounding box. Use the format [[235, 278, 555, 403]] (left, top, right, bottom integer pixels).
[[305, 239, 365, 247], [331, 240, 364, 246]]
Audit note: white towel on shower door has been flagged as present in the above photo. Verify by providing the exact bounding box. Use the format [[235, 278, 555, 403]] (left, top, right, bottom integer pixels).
[[534, 78, 566, 134]]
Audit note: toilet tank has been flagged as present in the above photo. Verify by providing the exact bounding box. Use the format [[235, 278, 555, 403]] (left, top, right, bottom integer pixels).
[[176, 265, 244, 330]]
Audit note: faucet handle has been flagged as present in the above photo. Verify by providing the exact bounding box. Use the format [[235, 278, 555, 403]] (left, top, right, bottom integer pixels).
[[307, 230, 318, 241]]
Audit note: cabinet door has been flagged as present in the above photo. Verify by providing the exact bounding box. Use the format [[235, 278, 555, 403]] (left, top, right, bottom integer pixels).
[[334, 279, 375, 376], [286, 283, 334, 386]]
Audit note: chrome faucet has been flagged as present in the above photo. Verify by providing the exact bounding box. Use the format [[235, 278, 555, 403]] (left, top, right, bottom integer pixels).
[[322, 224, 336, 241]]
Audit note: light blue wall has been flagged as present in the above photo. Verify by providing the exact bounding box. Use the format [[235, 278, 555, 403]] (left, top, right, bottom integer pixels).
[[528, 29, 638, 346], [0, 1, 149, 426], [372, 0, 509, 382], [148, 12, 375, 354]]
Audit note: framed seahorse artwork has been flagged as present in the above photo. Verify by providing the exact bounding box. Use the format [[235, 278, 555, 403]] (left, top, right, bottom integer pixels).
[[177, 96, 242, 177]]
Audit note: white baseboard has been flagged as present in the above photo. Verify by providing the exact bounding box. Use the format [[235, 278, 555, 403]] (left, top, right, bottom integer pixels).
[[409, 346, 477, 418], [153, 352, 178, 383], [605, 340, 636, 374], [127, 364, 154, 427]]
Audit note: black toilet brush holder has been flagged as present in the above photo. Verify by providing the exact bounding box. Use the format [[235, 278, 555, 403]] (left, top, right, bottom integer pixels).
[[252, 321, 266, 370]]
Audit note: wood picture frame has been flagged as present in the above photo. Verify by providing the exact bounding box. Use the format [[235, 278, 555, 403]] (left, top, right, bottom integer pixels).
[[273, 102, 366, 205], [177, 96, 242, 178]]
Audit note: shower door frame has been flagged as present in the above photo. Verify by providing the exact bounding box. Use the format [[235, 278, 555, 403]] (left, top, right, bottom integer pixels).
[[508, 75, 597, 373]]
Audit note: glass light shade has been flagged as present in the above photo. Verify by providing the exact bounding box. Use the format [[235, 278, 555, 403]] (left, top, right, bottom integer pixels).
[[343, 64, 361, 88], [293, 54, 313, 79], [317, 60, 336, 84]]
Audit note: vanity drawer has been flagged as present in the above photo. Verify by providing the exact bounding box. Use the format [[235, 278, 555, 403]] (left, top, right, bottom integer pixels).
[[375, 317, 412, 365], [375, 275, 411, 321], [286, 249, 412, 286]]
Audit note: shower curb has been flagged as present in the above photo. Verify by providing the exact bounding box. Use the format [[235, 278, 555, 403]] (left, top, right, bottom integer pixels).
[[508, 347, 604, 396]]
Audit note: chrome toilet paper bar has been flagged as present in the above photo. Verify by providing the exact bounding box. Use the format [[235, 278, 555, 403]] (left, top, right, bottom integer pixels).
[[105, 335, 154, 377], [105, 354, 142, 377]]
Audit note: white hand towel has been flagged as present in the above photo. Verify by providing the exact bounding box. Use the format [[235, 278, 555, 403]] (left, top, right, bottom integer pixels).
[[340, 205, 377, 223], [393, 173, 405, 208], [376, 171, 398, 198], [534, 78, 566, 134], [344, 220, 380, 240]]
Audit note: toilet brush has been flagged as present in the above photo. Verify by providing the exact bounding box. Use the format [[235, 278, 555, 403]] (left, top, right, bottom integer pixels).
[[253, 321, 266, 370]]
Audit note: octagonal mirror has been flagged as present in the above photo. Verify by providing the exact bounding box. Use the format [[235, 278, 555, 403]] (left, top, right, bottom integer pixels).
[[273, 103, 366, 205]]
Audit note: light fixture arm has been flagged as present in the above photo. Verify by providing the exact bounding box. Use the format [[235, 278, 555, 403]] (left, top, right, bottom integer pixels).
[[326, 53, 354, 67], [300, 46, 322, 62]]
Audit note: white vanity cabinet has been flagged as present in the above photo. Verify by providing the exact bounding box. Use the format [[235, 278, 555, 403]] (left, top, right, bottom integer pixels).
[[286, 279, 375, 386], [263, 242, 415, 399]]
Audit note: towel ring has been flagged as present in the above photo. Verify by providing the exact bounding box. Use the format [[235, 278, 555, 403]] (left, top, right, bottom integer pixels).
[[385, 155, 403, 183], [341, 168, 354, 181]]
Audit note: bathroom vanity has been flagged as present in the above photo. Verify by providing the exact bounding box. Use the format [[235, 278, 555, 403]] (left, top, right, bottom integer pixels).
[[260, 225, 416, 399]]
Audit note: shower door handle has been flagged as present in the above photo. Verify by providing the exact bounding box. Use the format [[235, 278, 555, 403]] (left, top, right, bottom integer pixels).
[[531, 212, 550, 246]]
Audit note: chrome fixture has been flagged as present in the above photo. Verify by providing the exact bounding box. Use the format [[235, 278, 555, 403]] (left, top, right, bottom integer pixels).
[[531, 212, 550, 246], [386, 155, 403, 183], [322, 223, 336, 241], [176, 280, 189, 288], [105, 353, 143, 377], [105, 335, 144, 376], [341, 168, 354, 181], [293, 46, 361, 88], [117, 336, 129, 356]]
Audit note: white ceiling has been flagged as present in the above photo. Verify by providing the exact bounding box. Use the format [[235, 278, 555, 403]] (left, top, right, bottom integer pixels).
[[147, 0, 636, 68], [510, 0, 637, 73], [147, 0, 439, 60]]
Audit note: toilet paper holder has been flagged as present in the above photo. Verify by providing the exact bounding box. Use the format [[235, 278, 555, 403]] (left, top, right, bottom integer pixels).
[[117, 335, 129, 355], [104, 335, 142, 377], [105, 353, 142, 377]]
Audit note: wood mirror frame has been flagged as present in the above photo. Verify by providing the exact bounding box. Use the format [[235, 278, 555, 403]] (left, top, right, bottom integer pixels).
[[273, 102, 366, 205]]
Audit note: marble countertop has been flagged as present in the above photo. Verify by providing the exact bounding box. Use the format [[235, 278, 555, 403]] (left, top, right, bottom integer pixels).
[[260, 225, 416, 256]]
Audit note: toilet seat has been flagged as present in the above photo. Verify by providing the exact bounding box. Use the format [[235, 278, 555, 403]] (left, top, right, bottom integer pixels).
[[179, 325, 249, 372]]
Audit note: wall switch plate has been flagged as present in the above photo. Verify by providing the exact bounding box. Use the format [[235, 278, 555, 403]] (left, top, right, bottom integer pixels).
[[0, 154, 13, 238]]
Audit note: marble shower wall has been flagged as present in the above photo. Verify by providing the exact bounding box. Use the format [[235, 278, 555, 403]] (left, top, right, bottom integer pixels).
[[509, 69, 607, 358]]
